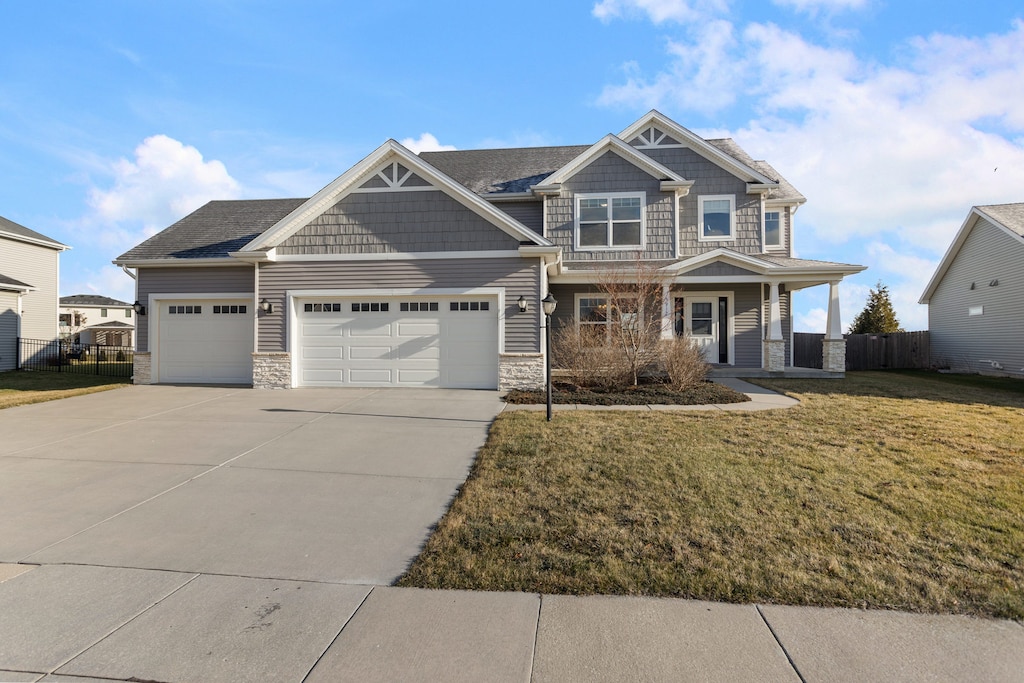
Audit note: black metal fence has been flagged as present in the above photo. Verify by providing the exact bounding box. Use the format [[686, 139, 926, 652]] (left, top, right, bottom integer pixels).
[[18, 337, 134, 377]]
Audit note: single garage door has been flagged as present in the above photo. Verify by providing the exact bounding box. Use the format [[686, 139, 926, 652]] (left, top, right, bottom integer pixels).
[[297, 295, 498, 388], [157, 299, 253, 384]]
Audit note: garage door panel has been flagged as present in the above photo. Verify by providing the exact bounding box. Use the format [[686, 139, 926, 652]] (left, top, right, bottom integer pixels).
[[296, 296, 498, 389], [158, 300, 252, 384]]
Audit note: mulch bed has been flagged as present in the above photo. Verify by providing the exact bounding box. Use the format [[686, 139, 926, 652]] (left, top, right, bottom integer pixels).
[[503, 380, 750, 406]]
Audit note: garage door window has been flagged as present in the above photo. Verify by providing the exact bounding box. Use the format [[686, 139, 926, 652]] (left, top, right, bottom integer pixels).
[[450, 301, 490, 311], [168, 305, 202, 314], [351, 302, 390, 312], [213, 305, 247, 314], [400, 302, 439, 312]]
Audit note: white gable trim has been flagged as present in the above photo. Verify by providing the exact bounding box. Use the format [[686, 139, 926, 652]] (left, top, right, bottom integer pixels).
[[536, 134, 689, 189], [659, 249, 771, 275], [241, 140, 552, 252], [919, 206, 1024, 304], [619, 110, 776, 186]]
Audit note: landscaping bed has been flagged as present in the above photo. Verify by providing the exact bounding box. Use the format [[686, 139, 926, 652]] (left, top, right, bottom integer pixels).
[[504, 379, 750, 406]]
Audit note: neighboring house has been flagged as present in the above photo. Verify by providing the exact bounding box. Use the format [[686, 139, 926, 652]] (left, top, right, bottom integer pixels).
[[0, 216, 68, 372], [114, 110, 864, 389], [59, 294, 136, 348], [919, 203, 1024, 376]]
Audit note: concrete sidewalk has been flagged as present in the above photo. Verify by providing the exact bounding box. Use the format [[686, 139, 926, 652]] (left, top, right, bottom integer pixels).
[[1, 384, 1022, 682]]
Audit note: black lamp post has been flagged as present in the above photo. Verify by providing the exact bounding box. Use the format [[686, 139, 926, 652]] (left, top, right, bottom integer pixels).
[[541, 292, 557, 421]]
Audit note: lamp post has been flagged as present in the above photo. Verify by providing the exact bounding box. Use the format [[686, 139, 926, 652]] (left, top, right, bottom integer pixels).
[[541, 292, 557, 421]]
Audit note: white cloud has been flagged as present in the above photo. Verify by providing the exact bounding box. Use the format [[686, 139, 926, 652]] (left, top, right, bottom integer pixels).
[[770, 0, 868, 14], [61, 265, 136, 304], [399, 133, 456, 154], [83, 135, 241, 252], [592, 0, 728, 24]]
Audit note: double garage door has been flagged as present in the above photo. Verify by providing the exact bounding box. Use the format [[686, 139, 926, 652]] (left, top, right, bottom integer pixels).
[[297, 295, 499, 389]]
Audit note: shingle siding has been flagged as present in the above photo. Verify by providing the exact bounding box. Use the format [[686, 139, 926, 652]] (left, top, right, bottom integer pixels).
[[256, 257, 540, 354], [547, 151, 676, 261], [929, 218, 1024, 373], [136, 266, 255, 351], [277, 191, 520, 255], [495, 200, 543, 235]]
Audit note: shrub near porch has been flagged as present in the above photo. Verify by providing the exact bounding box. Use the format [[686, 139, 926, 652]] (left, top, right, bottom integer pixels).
[[398, 371, 1024, 620]]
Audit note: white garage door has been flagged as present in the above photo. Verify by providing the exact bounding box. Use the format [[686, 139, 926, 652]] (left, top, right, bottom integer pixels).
[[157, 300, 253, 384], [297, 295, 499, 388]]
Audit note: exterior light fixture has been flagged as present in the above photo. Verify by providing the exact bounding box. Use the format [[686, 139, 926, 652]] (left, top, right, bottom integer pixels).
[[259, 298, 274, 314], [517, 295, 528, 313], [541, 292, 557, 421], [132, 300, 146, 316]]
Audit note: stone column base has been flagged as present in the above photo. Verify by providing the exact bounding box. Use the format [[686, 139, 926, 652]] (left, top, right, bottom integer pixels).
[[822, 338, 847, 373], [499, 353, 545, 391], [253, 352, 291, 389], [132, 352, 152, 384], [763, 339, 786, 372]]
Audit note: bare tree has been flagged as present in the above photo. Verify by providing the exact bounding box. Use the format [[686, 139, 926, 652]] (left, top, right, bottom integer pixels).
[[593, 259, 667, 386]]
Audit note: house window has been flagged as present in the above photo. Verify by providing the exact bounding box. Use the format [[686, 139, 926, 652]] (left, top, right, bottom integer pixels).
[[698, 195, 735, 241], [125, 308, 132, 318], [100, 308, 108, 316], [576, 193, 644, 249], [764, 210, 782, 248], [577, 295, 640, 333]]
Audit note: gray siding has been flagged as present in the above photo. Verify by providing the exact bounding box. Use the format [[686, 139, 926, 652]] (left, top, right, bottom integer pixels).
[[0, 236, 60, 341], [495, 200, 543, 235], [548, 282, 764, 368], [687, 262, 758, 277], [257, 257, 541, 353], [136, 266, 254, 351], [278, 190, 520, 255], [642, 147, 763, 257], [929, 218, 1024, 373], [0, 290, 19, 371], [546, 151, 676, 261]]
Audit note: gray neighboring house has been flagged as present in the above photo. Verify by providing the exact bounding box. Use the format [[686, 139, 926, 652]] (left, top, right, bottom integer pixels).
[[114, 110, 864, 389], [1, 216, 68, 372], [919, 203, 1024, 376]]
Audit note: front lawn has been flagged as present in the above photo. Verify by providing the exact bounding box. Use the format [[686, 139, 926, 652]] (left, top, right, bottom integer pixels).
[[398, 371, 1024, 620], [0, 371, 129, 409]]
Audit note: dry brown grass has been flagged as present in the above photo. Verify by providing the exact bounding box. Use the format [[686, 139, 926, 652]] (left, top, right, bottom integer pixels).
[[398, 371, 1024, 620], [0, 371, 128, 409]]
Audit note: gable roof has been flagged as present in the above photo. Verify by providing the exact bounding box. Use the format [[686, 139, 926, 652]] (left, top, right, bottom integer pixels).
[[0, 215, 68, 251], [919, 202, 1024, 304], [422, 145, 589, 195], [242, 140, 552, 252], [534, 134, 691, 191], [657, 248, 864, 276], [61, 294, 132, 307], [114, 199, 306, 264]]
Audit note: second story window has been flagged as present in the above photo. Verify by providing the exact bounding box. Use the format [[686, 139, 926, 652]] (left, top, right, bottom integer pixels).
[[576, 192, 645, 250], [698, 195, 735, 241], [764, 210, 782, 249]]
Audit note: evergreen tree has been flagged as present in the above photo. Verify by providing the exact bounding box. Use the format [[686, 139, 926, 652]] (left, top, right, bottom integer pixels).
[[848, 281, 904, 334]]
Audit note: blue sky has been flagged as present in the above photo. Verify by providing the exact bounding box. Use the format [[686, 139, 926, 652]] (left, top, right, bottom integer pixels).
[[2, 0, 1022, 331]]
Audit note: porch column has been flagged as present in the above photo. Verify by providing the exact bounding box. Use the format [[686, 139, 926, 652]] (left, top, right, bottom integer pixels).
[[763, 281, 785, 372], [823, 280, 846, 373], [660, 282, 673, 339]]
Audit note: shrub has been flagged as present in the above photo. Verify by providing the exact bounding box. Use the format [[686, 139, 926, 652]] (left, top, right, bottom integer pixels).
[[551, 323, 634, 389], [115, 350, 126, 361], [660, 337, 709, 391]]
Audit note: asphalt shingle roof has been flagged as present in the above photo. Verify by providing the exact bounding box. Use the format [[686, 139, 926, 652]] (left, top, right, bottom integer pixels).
[[0, 215, 67, 249], [977, 203, 1024, 238], [115, 198, 306, 261], [0, 273, 33, 290], [61, 294, 131, 307], [421, 146, 591, 194]]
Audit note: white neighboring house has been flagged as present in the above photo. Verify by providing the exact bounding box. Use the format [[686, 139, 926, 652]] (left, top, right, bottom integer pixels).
[[59, 295, 136, 348], [1, 215, 68, 372], [919, 203, 1024, 377]]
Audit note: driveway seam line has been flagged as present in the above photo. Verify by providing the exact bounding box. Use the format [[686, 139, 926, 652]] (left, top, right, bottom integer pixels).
[[756, 604, 806, 683], [30, 562, 387, 587], [300, 584, 377, 682], [529, 593, 543, 683]]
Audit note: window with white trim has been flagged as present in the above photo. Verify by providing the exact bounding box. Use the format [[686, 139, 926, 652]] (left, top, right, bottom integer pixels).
[[576, 192, 645, 249], [577, 295, 640, 334], [698, 195, 735, 241], [763, 210, 782, 249]]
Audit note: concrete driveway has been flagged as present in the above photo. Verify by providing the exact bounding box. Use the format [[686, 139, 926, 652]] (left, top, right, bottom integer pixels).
[[0, 385, 505, 681]]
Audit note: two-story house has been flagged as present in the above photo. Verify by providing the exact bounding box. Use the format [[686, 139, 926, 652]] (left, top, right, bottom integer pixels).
[[114, 111, 863, 389], [59, 294, 136, 348], [1, 215, 68, 372]]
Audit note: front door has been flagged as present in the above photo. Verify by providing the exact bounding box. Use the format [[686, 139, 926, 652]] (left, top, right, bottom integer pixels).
[[676, 296, 728, 364]]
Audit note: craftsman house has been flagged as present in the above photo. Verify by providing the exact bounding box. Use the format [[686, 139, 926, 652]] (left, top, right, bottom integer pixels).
[[114, 111, 864, 389]]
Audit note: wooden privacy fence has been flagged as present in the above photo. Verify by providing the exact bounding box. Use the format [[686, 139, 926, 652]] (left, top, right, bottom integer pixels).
[[794, 331, 930, 371]]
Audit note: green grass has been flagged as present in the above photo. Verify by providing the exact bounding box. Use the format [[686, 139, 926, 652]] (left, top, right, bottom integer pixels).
[[0, 370, 129, 409], [398, 371, 1024, 620]]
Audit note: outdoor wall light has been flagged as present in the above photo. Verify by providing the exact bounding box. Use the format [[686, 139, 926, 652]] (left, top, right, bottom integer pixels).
[[517, 295, 528, 313], [259, 298, 274, 314], [132, 300, 146, 316]]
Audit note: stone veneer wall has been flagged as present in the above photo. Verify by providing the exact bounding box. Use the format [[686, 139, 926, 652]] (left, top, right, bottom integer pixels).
[[499, 353, 545, 391], [133, 352, 151, 384], [253, 352, 291, 389], [763, 340, 786, 372], [822, 339, 846, 374]]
